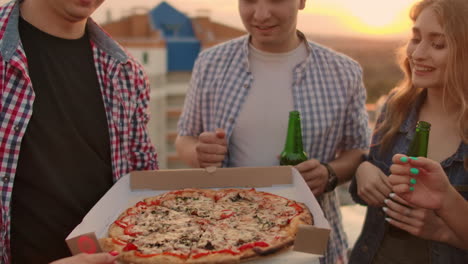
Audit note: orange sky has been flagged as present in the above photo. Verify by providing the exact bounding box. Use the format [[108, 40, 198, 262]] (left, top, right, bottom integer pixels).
[[93, 0, 419, 39], [0, 0, 419, 39]]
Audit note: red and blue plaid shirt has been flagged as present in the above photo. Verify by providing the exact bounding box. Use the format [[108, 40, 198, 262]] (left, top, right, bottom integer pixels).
[[0, 1, 158, 262]]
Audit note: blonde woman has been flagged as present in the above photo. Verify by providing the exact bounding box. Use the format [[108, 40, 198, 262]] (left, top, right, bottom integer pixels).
[[349, 0, 468, 263]]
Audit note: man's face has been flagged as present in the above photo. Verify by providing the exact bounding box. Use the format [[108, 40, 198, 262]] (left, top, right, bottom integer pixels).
[[239, 0, 306, 53], [45, 0, 105, 22]]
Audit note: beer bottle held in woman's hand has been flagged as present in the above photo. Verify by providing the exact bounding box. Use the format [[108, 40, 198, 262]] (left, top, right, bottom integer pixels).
[[280, 111, 308, 165], [389, 121, 431, 237]]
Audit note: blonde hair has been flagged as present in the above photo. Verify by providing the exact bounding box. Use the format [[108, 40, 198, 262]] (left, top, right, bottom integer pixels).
[[376, 0, 468, 153]]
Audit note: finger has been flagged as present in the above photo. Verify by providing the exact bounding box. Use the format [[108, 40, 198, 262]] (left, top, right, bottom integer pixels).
[[196, 143, 227, 156], [87, 252, 119, 263], [407, 157, 444, 174], [375, 176, 393, 197], [215, 128, 226, 140], [310, 185, 326, 196], [310, 187, 321, 196], [392, 184, 412, 194], [295, 159, 319, 172], [383, 205, 418, 226], [199, 132, 226, 145], [302, 171, 320, 182], [198, 152, 225, 163], [389, 193, 413, 207], [357, 189, 381, 206], [390, 163, 420, 177], [385, 217, 420, 236], [365, 189, 387, 206], [358, 183, 389, 205], [384, 198, 414, 218], [379, 171, 393, 188], [305, 178, 322, 190], [392, 154, 409, 164], [388, 174, 411, 186]]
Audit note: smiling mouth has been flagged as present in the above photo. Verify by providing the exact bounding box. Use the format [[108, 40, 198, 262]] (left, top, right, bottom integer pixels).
[[254, 25, 276, 30], [413, 66, 435, 72]]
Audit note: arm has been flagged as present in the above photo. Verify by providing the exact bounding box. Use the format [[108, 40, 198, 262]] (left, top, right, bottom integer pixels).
[[350, 95, 391, 206], [129, 66, 158, 170], [175, 55, 228, 168], [437, 190, 468, 249], [389, 154, 468, 248], [296, 63, 371, 196]]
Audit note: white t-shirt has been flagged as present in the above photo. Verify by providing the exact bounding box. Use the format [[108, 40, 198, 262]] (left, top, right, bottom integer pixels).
[[229, 43, 308, 167]]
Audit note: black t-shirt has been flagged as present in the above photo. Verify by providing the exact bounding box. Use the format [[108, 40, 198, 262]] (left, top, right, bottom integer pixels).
[[11, 17, 113, 263]]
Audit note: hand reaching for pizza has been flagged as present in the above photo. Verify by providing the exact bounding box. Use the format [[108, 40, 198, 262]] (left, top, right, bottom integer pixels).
[[49, 252, 118, 264], [295, 159, 328, 196], [196, 128, 227, 168]]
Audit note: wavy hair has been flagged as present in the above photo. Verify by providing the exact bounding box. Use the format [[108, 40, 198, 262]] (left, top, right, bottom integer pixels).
[[376, 0, 468, 154]]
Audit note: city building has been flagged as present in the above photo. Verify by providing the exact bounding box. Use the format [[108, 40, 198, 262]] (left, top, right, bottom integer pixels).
[[101, 1, 245, 168]]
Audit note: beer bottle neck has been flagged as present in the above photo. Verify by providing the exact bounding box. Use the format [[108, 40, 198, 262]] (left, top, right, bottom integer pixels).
[[407, 122, 431, 157], [283, 114, 304, 153]]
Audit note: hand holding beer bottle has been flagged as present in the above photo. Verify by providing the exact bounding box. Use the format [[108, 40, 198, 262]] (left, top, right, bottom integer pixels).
[[196, 128, 228, 168], [280, 111, 330, 195], [387, 121, 431, 236]]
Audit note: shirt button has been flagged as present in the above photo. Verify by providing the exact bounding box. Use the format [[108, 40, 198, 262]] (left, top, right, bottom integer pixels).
[[2, 175, 10, 183], [361, 245, 368, 252], [14, 126, 20, 132], [228, 118, 234, 123], [243, 84, 249, 89]]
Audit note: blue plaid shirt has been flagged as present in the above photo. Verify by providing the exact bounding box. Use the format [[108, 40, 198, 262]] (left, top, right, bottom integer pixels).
[[178, 33, 371, 264]]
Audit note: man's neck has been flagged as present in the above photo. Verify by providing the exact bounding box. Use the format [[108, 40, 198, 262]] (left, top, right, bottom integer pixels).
[[20, 1, 87, 39]]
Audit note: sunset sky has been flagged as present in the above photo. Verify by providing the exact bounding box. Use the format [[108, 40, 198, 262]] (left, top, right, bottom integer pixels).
[[94, 0, 419, 39], [0, 0, 420, 39]]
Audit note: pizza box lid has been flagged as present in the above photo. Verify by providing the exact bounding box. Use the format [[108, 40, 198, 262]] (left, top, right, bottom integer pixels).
[[66, 166, 331, 263]]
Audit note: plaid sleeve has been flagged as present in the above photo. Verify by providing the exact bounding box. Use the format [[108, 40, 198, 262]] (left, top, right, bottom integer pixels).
[[128, 65, 158, 170], [177, 54, 205, 136], [340, 64, 371, 151]]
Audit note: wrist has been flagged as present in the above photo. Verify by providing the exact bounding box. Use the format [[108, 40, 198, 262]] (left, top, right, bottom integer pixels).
[[437, 186, 461, 214], [322, 162, 338, 193]]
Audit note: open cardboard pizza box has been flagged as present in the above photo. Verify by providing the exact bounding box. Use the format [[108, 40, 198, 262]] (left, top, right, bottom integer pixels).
[[66, 166, 331, 263]]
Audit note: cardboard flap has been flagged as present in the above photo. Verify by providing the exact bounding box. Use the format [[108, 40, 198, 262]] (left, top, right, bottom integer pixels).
[[130, 166, 293, 190], [67, 233, 102, 255], [293, 225, 330, 254]]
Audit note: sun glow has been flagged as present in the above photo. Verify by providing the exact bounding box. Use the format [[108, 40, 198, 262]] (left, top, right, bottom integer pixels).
[[306, 0, 418, 36]]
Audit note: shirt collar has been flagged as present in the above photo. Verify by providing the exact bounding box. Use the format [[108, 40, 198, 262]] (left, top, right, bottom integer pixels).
[[1, 1, 128, 63], [86, 19, 128, 63], [240, 30, 312, 72]]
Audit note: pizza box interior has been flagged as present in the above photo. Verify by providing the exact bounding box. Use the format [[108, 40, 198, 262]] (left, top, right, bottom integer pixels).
[[66, 166, 331, 263]]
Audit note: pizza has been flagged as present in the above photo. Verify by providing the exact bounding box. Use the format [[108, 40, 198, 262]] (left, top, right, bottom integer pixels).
[[100, 188, 313, 263]]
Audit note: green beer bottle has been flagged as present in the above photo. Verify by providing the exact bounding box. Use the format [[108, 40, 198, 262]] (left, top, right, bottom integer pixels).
[[279, 111, 308, 166]]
